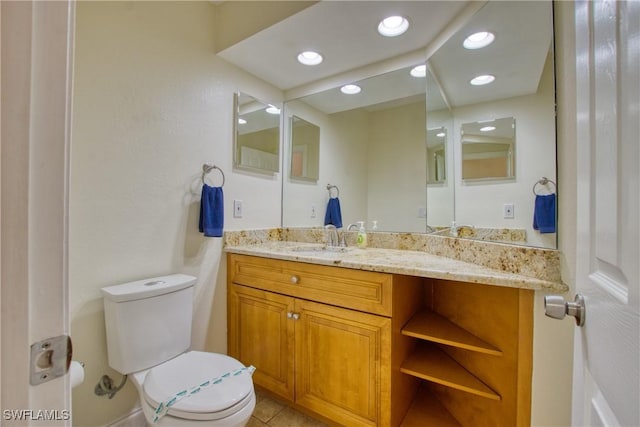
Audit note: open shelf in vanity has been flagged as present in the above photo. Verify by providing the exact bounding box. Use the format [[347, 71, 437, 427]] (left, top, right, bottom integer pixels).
[[398, 279, 533, 427], [401, 343, 501, 400]]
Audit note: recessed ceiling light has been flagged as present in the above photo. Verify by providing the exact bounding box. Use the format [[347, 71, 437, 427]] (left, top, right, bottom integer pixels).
[[265, 105, 280, 114], [436, 132, 446, 137], [463, 31, 495, 50], [340, 84, 361, 95], [470, 74, 495, 86], [410, 65, 427, 78], [297, 51, 323, 66], [480, 126, 496, 132], [377, 16, 409, 37], [238, 118, 247, 124]]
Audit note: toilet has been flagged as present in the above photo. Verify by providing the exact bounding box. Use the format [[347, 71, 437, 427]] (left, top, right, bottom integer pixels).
[[101, 274, 255, 426]]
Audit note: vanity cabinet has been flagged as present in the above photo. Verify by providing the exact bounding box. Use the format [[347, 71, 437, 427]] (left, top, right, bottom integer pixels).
[[229, 282, 391, 426], [227, 253, 533, 427], [228, 254, 422, 427]]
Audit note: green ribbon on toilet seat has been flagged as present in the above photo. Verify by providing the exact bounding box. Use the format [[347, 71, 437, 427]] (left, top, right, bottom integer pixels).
[[152, 365, 256, 424]]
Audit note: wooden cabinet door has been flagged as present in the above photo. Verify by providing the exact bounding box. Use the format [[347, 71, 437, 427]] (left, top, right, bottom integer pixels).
[[295, 299, 391, 427], [228, 284, 295, 401]]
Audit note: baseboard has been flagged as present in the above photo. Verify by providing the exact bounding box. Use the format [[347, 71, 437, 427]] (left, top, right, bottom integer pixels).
[[106, 408, 146, 427]]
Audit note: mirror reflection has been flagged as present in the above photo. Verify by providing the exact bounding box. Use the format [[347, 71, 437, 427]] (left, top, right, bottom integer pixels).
[[281, 0, 556, 249], [290, 116, 320, 182], [461, 117, 515, 181], [283, 64, 427, 233], [234, 92, 280, 173], [427, 127, 447, 184], [436, 1, 556, 249]]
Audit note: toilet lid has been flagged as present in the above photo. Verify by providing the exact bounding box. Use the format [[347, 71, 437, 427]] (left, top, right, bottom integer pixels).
[[143, 351, 254, 421]]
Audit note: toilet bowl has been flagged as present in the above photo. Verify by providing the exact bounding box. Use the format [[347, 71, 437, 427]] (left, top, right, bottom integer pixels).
[[101, 274, 255, 427], [132, 351, 255, 426]]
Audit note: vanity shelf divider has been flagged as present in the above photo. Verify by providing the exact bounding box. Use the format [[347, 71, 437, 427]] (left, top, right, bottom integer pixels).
[[400, 343, 501, 401], [401, 309, 502, 356]]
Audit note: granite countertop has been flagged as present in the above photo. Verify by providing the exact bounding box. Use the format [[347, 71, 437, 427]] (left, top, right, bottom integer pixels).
[[225, 241, 568, 292]]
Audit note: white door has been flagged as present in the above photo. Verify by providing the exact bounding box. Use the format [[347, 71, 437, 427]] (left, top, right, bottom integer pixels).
[[573, 1, 639, 425], [1, 1, 74, 425]]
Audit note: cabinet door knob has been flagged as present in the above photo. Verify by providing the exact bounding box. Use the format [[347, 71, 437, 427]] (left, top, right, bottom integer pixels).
[[292, 313, 300, 320], [287, 312, 293, 319], [290, 275, 300, 284]]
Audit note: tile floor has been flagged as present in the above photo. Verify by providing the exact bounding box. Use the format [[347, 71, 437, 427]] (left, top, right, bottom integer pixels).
[[248, 389, 328, 427]]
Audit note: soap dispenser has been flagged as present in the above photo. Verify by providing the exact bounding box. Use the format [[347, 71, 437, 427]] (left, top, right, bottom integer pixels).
[[356, 221, 368, 249], [450, 221, 458, 237]]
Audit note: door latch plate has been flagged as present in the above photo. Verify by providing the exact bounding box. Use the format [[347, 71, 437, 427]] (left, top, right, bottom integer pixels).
[[30, 335, 72, 385]]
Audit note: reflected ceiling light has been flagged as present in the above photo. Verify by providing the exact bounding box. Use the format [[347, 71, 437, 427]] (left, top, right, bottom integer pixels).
[[410, 64, 427, 78], [377, 16, 409, 37], [297, 51, 323, 66], [265, 105, 281, 114], [436, 132, 446, 137], [340, 84, 361, 95], [480, 126, 496, 132], [238, 118, 247, 124], [463, 31, 495, 49], [470, 74, 495, 86]]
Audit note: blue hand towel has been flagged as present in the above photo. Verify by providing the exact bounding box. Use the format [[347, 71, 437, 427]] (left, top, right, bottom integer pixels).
[[199, 184, 224, 237], [533, 193, 556, 233], [324, 197, 343, 228]]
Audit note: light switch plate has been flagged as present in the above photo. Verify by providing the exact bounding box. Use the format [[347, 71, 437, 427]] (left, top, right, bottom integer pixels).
[[503, 203, 515, 219], [233, 200, 243, 218]]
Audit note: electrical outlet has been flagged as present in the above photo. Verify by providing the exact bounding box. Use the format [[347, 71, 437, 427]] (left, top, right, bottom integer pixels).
[[503, 203, 515, 219], [233, 200, 243, 218], [311, 205, 317, 218]]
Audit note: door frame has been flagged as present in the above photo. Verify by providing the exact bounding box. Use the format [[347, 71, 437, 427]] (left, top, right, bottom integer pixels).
[[1, 1, 74, 424]]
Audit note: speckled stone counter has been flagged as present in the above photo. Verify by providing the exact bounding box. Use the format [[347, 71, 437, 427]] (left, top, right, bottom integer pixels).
[[224, 228, 568, 292]]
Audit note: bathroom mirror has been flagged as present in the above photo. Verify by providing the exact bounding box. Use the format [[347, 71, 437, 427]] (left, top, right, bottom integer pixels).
[[427, 127, 447, 184], [461, 117, 515, 181], [281, 0, 556, 248], [289, 115, 320, 182], [233, 91, 280, 174], [282, 64, 428, 233]]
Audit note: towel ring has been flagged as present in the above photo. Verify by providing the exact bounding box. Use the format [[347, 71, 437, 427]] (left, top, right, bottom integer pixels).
[[533, 177, 556, 195], [202, 164, 225, 187], [327, 184, 339, 198]]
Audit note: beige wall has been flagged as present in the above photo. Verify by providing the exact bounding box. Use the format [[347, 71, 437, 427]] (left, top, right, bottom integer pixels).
[[367, 101, 427, 232], [69, 2, 282, 425]]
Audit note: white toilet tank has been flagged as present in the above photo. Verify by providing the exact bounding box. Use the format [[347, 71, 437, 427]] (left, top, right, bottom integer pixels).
[[102, 274, 197, 374]]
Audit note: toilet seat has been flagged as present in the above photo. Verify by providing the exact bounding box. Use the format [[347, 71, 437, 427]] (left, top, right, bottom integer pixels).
[[143, 351, 254, 421]]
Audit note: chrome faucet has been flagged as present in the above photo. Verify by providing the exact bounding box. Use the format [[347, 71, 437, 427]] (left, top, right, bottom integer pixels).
[[324, 224, 339, 247]]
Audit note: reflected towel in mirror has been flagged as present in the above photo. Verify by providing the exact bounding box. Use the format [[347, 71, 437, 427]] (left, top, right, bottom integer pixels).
[[199, 184, 224, 237], [533, 193, 556, 233], [324, 198, 343, 228]]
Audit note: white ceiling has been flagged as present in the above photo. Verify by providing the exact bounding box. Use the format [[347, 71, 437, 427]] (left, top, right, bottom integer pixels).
[[217, 1, 468, 90], [429, 1, 552, 108], [217, 1, 553, 114]]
